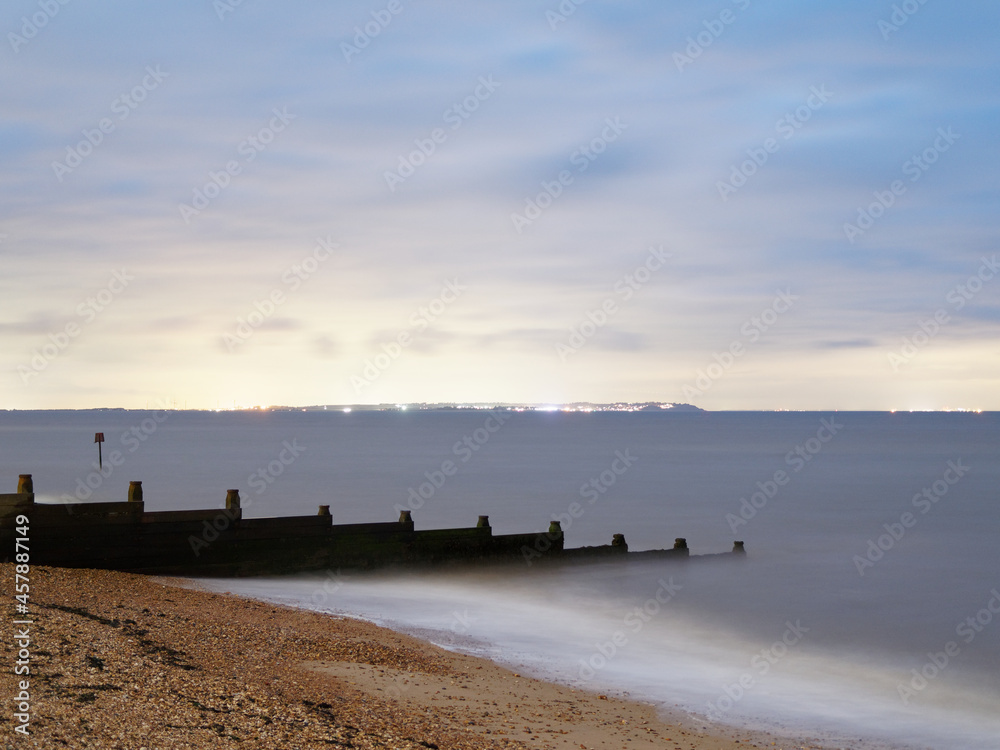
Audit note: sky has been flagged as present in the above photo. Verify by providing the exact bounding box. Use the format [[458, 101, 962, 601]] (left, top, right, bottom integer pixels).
[[2, 0, 998, 411]]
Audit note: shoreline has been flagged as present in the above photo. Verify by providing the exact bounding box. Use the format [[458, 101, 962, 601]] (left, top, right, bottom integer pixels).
[[4, 563, 835, 749]]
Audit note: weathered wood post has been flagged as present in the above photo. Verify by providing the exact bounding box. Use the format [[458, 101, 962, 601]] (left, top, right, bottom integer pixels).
[[17, 474, 33, 495], [225, 489, 240, 512], [612, 533, 628, 552], [128, 481, 143, 502], [318, 505, 331, 516], [673, 537, 689, 556], [477, 515, 490, 529], [732, 541, 746, 555], [398, 509, 414, 531], [548, 520, 564, 553]]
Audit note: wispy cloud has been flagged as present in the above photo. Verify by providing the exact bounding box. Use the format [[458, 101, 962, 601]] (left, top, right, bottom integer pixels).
[[1, 0, 998, 409]]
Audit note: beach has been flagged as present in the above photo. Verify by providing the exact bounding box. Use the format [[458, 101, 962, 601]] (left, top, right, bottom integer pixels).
[[1, 563, 828, 749]]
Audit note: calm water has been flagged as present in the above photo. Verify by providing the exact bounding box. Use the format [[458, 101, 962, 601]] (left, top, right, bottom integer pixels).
[[3, 409, 998, 749]]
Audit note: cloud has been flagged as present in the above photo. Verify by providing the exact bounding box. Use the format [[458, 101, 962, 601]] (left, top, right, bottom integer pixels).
[[0, 315, 68, 336], [812, 338, 879, 350], [2, 0, 998, 409]]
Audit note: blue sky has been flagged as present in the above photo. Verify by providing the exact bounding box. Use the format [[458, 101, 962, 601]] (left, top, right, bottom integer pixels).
[[2, 0, 998, 410]]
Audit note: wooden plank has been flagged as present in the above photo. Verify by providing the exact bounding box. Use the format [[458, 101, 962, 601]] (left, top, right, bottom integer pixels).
[[136, 520, 237, 536], [36, 500, 142, 514], [330, 521, 405, 535], [24, 516, 142, 530], [0, 496, 33, 523], [0, 510, 32, 524], [411, 527, 486, 541], [232, 525, 329, 541], [239, 516, 332, 532], [143, 509, 239, 524], [23, 503, 143, 527]]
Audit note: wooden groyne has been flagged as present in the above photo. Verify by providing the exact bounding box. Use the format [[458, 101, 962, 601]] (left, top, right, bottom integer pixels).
[[1, 475, 746, 576]]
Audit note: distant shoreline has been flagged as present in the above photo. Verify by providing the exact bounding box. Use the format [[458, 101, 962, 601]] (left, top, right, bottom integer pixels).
[[5, 406, 995, 414], [2, 401, 705, 413]]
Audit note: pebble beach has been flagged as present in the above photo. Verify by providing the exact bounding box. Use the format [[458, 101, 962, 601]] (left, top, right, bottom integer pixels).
[[2, 563, 831, 749]]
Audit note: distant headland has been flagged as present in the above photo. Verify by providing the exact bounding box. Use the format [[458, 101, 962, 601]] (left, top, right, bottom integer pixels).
[[287, 401, 705, 413], [3, 402, 706, 413]]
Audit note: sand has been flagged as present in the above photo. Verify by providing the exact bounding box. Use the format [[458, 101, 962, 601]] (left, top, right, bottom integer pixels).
[[1, 564, 834, 749]]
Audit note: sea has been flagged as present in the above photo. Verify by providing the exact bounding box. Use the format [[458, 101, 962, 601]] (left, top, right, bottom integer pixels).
[[2, 408, 998, 750]]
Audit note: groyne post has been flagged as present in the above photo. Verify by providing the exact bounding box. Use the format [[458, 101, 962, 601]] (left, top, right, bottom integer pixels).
[[398, 509, 414, 531], [612, 533, 628, 552], [126, 481, 145, 521], [225, 489, 240, 511], [17, 474, 33, 496], [225, 489, 242, 522], [673, 537, 689, 557], [733, 541, 746, 555], [548, 520, 565, 552]]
